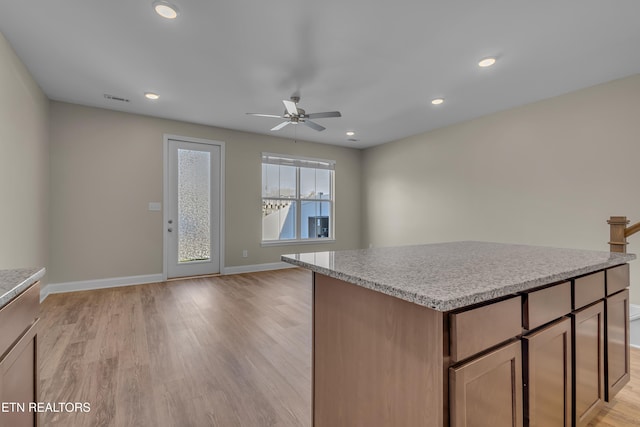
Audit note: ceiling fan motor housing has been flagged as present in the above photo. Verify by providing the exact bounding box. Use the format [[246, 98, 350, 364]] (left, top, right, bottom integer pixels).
[[247, 96, 341, 132]]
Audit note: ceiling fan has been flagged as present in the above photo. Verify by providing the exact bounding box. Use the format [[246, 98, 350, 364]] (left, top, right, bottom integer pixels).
[[247, 96, 341, 132]]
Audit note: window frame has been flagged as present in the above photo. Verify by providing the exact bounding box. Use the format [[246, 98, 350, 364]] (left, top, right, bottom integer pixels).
[[261, 153, 336, 246]]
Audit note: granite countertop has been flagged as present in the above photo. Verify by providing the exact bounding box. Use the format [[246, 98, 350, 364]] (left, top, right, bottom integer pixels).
[[0, 268, 45, 310], [282, 241, 636, 312]]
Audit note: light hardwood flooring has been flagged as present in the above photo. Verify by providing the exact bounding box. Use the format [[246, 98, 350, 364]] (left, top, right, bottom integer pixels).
[[38, 268, 640, 426], [39, 269, 312, 427]]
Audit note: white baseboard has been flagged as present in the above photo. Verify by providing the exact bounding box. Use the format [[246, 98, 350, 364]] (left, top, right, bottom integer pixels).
[[630, 304, 640, 321], [39, 263, 298, 301], [40, 274, 163, 302], [222, 261, 296, 275]]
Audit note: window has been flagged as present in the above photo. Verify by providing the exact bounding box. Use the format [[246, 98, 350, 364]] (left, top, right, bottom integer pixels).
[[262, 153, 335, 244]]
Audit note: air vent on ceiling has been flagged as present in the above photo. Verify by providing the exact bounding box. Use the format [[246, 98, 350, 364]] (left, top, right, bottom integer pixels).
[[347, 138, 359, 142], [103, 94, 130, 103]]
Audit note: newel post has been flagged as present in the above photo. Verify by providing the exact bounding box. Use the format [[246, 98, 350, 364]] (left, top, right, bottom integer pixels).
[[608, 216, 629, 253]]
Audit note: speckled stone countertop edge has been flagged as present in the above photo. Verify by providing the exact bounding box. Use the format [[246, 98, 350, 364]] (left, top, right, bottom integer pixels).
[[0, 268, 45, 310], [282, 252, 635, 312]]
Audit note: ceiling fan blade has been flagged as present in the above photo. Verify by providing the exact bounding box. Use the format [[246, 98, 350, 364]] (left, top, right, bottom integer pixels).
[[271, 121, 291, 131], [306, 111, 342, 119], [283, 100, 299, 116], [303, 120, 325, 131], [246, 113, 283, 118]]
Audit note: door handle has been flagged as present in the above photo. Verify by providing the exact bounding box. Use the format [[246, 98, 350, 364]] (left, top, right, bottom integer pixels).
[[168, 228, 173, 232]]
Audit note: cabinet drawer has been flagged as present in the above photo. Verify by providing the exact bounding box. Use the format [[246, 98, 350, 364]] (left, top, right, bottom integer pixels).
[[0, 282, 39, 358], [450, 296, 522, 363], [523, 281, 571, 330], [606, 264, 629, 296], [573, 271, 604, 310]]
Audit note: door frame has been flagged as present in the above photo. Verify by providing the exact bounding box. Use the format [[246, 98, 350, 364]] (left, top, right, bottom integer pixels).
[[162, 134, 225, 281]]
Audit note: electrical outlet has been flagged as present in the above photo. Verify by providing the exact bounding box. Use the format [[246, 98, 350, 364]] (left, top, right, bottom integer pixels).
[[242, 250, 248, 258]]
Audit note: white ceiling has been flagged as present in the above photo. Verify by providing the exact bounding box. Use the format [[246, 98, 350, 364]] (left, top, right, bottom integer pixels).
[[2, 1, 639, 148]]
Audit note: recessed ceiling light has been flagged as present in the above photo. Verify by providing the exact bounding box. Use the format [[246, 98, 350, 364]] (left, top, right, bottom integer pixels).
[[153, 1, 179, 19], [478, 57, 496, 68], [346, 131, 355, 136], [144, 92, 160, 100], [431, 98, 444, 105]]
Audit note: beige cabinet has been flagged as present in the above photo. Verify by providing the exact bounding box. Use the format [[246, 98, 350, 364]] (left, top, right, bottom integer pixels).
[[450, 340, 523, 427], [572, 301, 605, 427], [522, 317, 572, 427], [0, 282, 39, 427], [605, 288, 630, 401]]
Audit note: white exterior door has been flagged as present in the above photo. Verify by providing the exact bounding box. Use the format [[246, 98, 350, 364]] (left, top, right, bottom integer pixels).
[[165, 137, 222, 279]]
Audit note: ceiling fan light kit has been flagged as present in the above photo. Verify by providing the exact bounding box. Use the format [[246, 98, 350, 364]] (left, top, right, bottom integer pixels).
[[247, 96, 342, 132]]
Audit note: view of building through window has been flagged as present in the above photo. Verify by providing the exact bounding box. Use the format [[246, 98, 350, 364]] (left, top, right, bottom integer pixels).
[[261, 153, 334, 242]]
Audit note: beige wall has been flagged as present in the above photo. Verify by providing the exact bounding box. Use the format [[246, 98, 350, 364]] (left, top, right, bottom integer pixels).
[[9, 20, 636, 304], [0, 33, 49, 272], [49, 102, 361, 283], [363, 74, 640, 304]]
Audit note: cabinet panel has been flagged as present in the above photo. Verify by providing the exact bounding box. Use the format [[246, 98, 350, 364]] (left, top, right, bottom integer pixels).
[[605, 289, 630, 401], [450, 340, 523, 427], [0, 319, 39, 427], [450, 297, 522, 363], [572, 301, 604, 427], [314, 273, 443, 427], [523, 282, 571, 331], [606, 264, 629, 296], [523, 317, 572, 427]]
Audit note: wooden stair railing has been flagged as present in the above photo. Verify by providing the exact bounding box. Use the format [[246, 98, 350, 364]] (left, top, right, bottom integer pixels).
[[608, 216, 640, 253]]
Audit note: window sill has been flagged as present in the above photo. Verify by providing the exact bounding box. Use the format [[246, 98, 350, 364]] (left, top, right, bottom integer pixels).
[[261, 239, 336, 247]]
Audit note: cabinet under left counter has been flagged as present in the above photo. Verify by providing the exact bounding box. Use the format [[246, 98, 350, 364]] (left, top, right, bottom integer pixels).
[[0, 267, 45, 427]]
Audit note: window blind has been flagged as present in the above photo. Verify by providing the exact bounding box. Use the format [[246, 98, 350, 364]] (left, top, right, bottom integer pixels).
[[262, 153, 335, 170]]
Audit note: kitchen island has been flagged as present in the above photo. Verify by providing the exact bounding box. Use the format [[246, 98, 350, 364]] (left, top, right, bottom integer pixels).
[[282, 241, 636, 427], [0, 268, 44, 427]]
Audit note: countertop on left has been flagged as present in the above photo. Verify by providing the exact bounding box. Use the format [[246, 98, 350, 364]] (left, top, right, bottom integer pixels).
[[0, 268, 45, 310]]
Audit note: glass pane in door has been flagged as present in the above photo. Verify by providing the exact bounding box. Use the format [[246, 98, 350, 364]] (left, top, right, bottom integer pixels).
[[178, 149, 210, 262]]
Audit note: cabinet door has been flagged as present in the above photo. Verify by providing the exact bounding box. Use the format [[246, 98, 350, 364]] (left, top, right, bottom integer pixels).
[[572, 301, 604, 427], [0, 319, 39, 427], [523, 317, 571, 427], [450, 340, 523, 427], [605, 289, 630, 401]]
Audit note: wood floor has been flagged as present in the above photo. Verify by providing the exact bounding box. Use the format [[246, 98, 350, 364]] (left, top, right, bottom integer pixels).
[[38, 269, 312, 427], [38, 268, 640, 426]]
